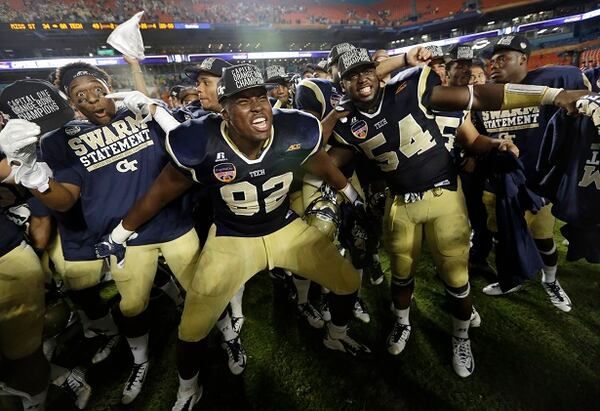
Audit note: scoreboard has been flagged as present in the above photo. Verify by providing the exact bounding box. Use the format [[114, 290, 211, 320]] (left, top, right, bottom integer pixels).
[[3, 22, 204, 31]]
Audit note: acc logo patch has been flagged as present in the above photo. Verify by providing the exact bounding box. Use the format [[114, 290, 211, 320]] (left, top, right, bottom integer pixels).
[[286, 143, 301, 152], [351, 120, 368, 139], [213, 162, 236, 183], [65, 125, 81, 136]]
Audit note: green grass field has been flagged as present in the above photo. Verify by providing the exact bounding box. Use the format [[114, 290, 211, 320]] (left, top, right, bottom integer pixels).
[[3, 231, 599, 411]]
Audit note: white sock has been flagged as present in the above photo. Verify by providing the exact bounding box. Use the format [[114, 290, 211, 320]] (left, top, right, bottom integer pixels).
[[217, 312, 237, 341], [327, 322, 347, 339], [126, 333, 149, 364], [160, 277, 184, 307], [452, 317, 470, 339], [293, 277, 311, 305], [229, 285, 245, 318], [542, 265, 557, 283], [393, 307, 410, 325], [21, 388, 47, 411], [178, 372, 199, 396], [88, 312, 119, 336]]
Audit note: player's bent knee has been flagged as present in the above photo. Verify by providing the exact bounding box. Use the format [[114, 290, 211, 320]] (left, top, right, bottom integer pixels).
[[118, 298, 149, 318]]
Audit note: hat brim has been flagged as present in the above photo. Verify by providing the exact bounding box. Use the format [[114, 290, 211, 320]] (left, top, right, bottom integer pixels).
[[340, 61, 378, 80], [184, 67, 221, 81], [491, 42, 530, 57], [37, 106, 75, 134], [218, 84, 267, 102]]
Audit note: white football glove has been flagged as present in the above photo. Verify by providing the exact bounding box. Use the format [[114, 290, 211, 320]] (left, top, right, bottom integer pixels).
[[13, 161, 53, 193], [0, 119, 40, 169], [105, 91, 155, 123], [576, 94, 600, 127]]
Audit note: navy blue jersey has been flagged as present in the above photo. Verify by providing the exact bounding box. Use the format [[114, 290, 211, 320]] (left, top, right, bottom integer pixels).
[[332, 66, 456, 194], [40, 108, 194, 247], [166, 109, 322, 237], [584, 67, 600, 93], [0, 212, 22, 257], [474, 65, 587, 180], [433, 110, 468, 152], [172, 100, 210, 122], [537, 110, 600, 226], [295, 78, 343, 120]]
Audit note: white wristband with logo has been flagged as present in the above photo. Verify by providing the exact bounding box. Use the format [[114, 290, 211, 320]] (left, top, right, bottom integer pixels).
[[111, 221, 135, 244]]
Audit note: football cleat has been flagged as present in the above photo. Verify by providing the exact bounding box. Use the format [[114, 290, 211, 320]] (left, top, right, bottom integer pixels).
[[353, 298, 370, 323], [57, 367, 92, 410], [452, 337, 475, 378], [542, 280, 572, 312], [92, 334, 121, 364], [367, 259, 385, 286], [387, 321, 411, 355], [297, 303, 325, 329], [121, 360, 150, 404], [221, 337, 247, 375], [470, 306, 481, 328], [482, 282, 522, 296], [323, 329, 371, 357], [319, 296, 331, 322], [231, 315, 245, 336], [171, 385, 203, 411]]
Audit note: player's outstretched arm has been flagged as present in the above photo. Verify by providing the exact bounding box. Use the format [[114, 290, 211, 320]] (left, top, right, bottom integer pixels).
[[456, 113, 519, 156], [428, 83, 593, 114], [121, 163, 194, 232]]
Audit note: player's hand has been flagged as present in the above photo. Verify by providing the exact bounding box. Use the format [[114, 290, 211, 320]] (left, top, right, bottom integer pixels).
[[105, 91, 156, 122], [335, 98, 354, 123], [497, 139, 519, 157], [406, 46, 432, 66], [94, 221, 137, 268], [576, 94, 600, 127], [553, 90, 594, 116], [0, 119, 40, 168]]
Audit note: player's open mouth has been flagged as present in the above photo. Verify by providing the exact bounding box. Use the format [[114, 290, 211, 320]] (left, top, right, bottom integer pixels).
[[94, 108, 107, 118], [358, 85, 372, 97], [251, 116, 269, 132]]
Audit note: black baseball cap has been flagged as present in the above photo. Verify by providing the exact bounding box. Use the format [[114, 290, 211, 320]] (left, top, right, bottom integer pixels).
[[315, 60, 328, 72], [491, 35, 531, 56], [178, 87, 198, 101], [0, 79, 74, 134], [446, 44, 473, 62], [337, 48, 377, 80], [217, 64, 266, 102], [184, 57, 232, 81], [264, 65, 291, 83], [169, 85, 184, 99], [327, 43, 357, 67]]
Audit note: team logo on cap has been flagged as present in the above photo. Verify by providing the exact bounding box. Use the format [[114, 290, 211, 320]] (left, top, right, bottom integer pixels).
[[497, 36, 515, 46], [351, 120, 368, 139], [520, 42, 527, 49], [217, 84, 226, 97], [213, 162, 236, 183]]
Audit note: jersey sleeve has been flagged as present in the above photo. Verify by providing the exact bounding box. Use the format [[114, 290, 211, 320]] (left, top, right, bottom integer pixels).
[[417, 65, 442, 110], [165, 118, 209, 183], [40, 129, 83, 187], [287, 111, 323, 165], [295, 79, 326, 119]]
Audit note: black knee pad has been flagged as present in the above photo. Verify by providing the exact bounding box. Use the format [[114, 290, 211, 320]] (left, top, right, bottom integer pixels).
[[445, 283, 470, 299]]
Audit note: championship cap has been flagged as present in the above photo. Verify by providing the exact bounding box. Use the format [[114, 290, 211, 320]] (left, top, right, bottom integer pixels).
[[217, 64, 266, 101], [315, 60, 328, 72], [337, 48, 377, 80], [178, 87, 198, 101], [426, 45, 445, 60], [446, 44, 474, 62], [491, 35, 531, 56], [169, 85, 184, 99], [0, 79, 74, 134], [184, 57, 232, 81], [264, 65, 291, 83], [327, 43, 357, 67]]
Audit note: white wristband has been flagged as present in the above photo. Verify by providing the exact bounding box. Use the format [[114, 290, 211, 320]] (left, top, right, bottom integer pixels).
[[340, 183, 359, 204], [153, 106, 181, 134], [466, 84, 474, 111], [542, 87, 564, 105], [111, 221, 135, 244]]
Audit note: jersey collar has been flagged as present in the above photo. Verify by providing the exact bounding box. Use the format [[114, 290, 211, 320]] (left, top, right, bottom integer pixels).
[[220, 121, 274, 165]]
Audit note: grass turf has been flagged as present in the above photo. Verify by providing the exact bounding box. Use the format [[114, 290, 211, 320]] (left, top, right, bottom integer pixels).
[[3, 231, 599, 411]]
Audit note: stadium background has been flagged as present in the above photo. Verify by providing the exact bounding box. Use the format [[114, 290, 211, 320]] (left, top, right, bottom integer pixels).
[[0, 0, 599, 410]]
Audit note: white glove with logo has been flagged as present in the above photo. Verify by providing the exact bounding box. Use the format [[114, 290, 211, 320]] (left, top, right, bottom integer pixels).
[[0, 119, 40, 169], [105, 91, 155, 123], [576, 94, 600, 127]]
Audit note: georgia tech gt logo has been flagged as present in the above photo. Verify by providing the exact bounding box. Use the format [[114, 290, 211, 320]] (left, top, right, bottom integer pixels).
[[116, 159, 139, 173]]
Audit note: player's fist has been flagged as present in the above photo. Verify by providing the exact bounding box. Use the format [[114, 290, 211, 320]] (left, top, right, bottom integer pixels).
[[406, 46, 432, 66], [553, 90, 594, 116], [0, 119, 40, 167], [94, 221, 137, 268], [105, 91, 156, 122], [497, 139, 519, 157], [576, 94, 600, 127]]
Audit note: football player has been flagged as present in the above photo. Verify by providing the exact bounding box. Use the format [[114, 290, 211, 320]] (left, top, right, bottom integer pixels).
[[0, 62, 202, 405], [168, 85, 185, 109], [312, 60, 331, 80], [178, 87, 200, 107], [474, 35, 591, 310], [327, 48, 588, 377], [96, 64, 371, 410], [265, 65, 294, 108], [470, 58, 487, 86], [0, 155, 49, 411]]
